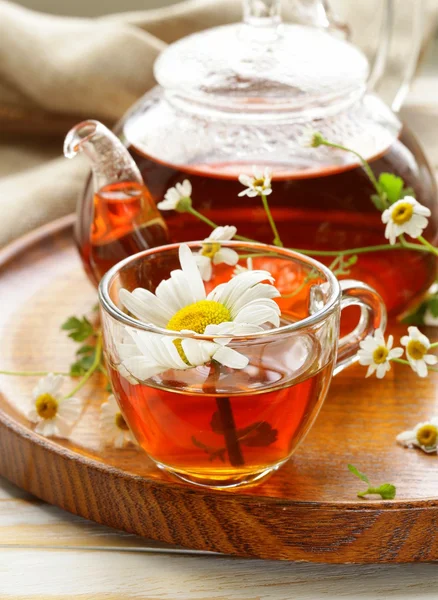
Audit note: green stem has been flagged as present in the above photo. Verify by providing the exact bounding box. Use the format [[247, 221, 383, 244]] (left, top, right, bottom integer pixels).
[[429, 342, 438, 349], [0, 370, 70, 376], [358, 487, 380, 498], [63, 334, 103, 399], [187, 207, 218, 230], [392, 357, 438, 373], [187, 207, 258, 243], [418, 236, 438, 257], [261, 193, 283, 247], [320, 140, 381, 196]]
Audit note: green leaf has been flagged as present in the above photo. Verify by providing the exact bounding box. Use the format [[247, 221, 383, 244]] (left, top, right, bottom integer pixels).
[[429, 296, 438, 318], [378, 173, 404, 205], [376, 483, 396, 500], [76, 344, 95, 356], [370, 193, 387, 212], [347, 464, 370, 484], [69, 350, 96, 377], [402, 301, 427, 325], [61, 315, 94, 342]]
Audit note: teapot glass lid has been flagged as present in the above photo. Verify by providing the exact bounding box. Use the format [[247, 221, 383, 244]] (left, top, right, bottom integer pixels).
[[154, 1, 369, 118]]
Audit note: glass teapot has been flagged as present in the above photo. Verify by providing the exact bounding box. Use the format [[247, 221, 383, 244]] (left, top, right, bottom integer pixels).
[[74, 0, 437, 315]]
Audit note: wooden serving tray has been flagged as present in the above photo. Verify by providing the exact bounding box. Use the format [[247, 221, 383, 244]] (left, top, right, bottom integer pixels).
[[1, 216, 437, 564]]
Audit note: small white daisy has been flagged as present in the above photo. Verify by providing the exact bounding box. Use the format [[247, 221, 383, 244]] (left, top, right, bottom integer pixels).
[[117, 244, 281, 382], [194, 226, 239, 282], [157, 179, 192, 211], [27, 374, 83, 438], [238, 166, 272, 197], [381, 196, 431, 245], [396, 417, 438, 454], [401, 326, 437, 378], [233, 257, 253, 276], [357, 328, 403, 379], [100, 394, 137, 448], [297, 127, 324, 148]]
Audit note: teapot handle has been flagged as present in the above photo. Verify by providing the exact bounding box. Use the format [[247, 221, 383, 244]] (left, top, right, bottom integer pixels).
[[367, 0, 424, 112], [281, 0, 424, 113]]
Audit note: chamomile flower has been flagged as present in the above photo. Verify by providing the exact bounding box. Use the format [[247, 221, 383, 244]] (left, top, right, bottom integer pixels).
[[297, 127, 325, 148], [238, 166, 272, 197], [357, 328, 403, 379], [381, 196, 431, 245], [100, 394, 137, 448], [401, 326, 437, 378], [117, 244, 281, 382], [27, 374, 83, 438], [157, 180, 192, 212], [233, 257, 253, 276], [396, 417, 438, 454], [194, 226, 239, 282]]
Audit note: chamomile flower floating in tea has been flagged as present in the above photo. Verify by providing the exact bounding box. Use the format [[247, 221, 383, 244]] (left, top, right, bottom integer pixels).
[[401, 326, 438, 378], [117, 243, 281, 381], [194, 226, 239, 282], [396, 418, 438, 454], [238, 166, 272, 198], [382, 196, 431, 245], [357, 329, 403, 379], [157, 179, 192, 212], [27, 374, 83, 438], [100, 394, 137, 448]]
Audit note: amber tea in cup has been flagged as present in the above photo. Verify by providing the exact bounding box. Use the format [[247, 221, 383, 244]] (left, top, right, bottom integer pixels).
[[99, 242, 386, 488]]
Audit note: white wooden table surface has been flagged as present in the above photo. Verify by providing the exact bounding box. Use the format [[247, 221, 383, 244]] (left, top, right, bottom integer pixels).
[[1, 31, 438, 600], [2, 474, 438, 600]]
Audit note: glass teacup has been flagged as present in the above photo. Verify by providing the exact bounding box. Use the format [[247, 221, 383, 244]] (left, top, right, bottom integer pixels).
[[99, 242, 386, 488]]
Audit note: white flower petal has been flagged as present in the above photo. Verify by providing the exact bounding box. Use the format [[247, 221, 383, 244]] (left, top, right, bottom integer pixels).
[[181, 339, 216, 366], [415, 359, 429, 378], [424, 354, 438, 365], [233, 300, 280, 327], [178, 243, 206, 303], [208, 270, 276, 312], [213, 247, 239, 267], [195, 254, 212, 282], [212, 346, 249, 369], [34, 419, 59, 437], [208, 226, 237, 242], [396, 430, 417, 446], [388, 347, 403, 359], [121, 356, 168, 381], [32, 374, 64, 400], [56, 397, 83, 423]]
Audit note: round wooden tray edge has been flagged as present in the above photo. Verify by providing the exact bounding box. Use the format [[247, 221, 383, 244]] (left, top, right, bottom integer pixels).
[[2, 216, 438, 563]]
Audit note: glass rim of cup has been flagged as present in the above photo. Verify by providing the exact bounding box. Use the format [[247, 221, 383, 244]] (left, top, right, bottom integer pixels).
[[98, 240, 340, 341]]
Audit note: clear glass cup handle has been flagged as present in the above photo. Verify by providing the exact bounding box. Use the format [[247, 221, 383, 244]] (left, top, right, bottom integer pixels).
[[334, 280, 387, 376]]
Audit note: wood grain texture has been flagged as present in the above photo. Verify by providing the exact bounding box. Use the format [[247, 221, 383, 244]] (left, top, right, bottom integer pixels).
[[1, 218, 438, 564]]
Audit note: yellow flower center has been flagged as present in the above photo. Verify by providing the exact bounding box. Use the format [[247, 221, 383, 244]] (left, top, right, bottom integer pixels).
[[253, 178, 266, 188], [166, 300, 231, 334], [166, 300, 231, 365], [115, 412, 129, 431], [35, 393, 58, 420], [406, 339, 427, 361], [391, 202, 413, 225], [373, 345, 389, 364], [416, 424, 438, 447], [201, 242, 221, 259]]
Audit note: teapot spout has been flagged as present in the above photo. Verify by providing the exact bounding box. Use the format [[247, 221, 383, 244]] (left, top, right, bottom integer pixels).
[[64, 119, 143, 190], [64, 119, 169, 286]]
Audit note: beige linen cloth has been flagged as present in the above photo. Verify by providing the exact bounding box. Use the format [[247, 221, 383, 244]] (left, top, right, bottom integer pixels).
[[0, 0, 437, 247]]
